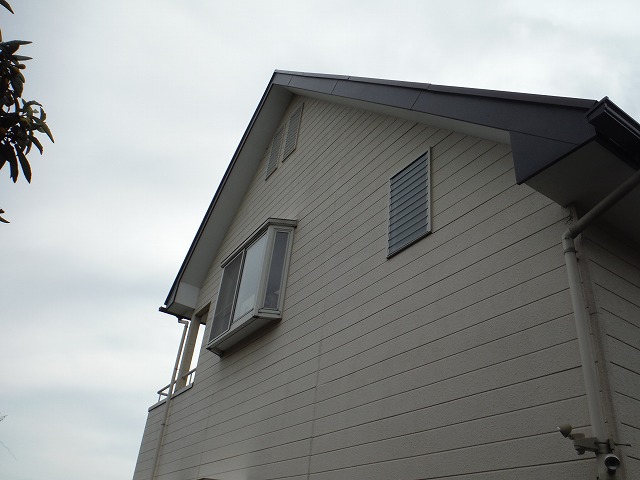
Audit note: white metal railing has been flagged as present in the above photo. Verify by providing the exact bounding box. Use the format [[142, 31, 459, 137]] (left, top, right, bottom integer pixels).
[[156, 368, 196, 403]]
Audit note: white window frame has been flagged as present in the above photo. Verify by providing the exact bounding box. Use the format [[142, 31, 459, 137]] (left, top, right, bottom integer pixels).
[[206, 218, 296, 356]]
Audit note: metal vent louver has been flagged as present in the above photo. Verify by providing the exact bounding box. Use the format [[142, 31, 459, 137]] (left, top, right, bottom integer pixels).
[[265, 126, 284, 178], [282, 104, 303, 160], [388, 150, 431, 256]]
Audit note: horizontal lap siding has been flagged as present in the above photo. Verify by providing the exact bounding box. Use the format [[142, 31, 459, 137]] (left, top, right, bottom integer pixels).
[[307, 135, 582, 478], [138, 95, 586, 479], [583, 228, 640, 478], [133, 407, 166, 479], [303, 104, 582, 476]]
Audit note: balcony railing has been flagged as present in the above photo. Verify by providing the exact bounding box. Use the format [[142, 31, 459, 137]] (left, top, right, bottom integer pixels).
[[156, 368, 196, 403]]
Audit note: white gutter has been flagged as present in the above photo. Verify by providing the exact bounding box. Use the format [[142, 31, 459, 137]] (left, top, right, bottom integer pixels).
[[562, 168, 640, 477], [150, 318, 190, 480]]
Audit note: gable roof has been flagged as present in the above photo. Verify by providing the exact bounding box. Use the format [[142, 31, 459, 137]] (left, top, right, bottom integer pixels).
[[163, 70, 640, 317]]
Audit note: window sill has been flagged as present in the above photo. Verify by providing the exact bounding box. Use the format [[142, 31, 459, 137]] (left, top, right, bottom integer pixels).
[[206, 311, 280, 356]]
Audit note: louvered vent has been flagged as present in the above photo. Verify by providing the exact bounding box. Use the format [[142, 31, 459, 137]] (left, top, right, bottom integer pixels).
[[266, 126, 284, 179], [388, 151, 431, 256], [282, 104, 303, 160]]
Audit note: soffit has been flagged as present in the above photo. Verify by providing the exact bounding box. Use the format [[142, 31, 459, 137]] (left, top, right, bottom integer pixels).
[[526, 140, 640, 244]]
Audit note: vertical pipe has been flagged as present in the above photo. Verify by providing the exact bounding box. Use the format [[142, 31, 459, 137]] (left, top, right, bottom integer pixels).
[[563, 236, 607, 441], [561, 168, 640, 478], [150, 319, 189, 480]]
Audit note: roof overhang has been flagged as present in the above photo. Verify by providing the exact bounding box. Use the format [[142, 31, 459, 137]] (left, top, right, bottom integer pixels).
[[162, 71, 640, 318], [525, 98, 640, 243]]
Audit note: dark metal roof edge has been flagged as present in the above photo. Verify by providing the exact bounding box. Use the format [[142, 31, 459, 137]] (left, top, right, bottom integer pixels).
[[274, 69, 350, 81], [587, 96, 640, 138], [427, 84, 596, 108], [163, 72, 281, 310], [275, 70, 597, 109]]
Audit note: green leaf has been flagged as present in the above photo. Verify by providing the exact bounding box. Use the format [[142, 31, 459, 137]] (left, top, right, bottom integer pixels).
[[0, 1, 14, 14], [0, 208, 9, 223], [1, 43, 19, 55], [4, 40, 33, 46], [10, 74, 22, 97], [0, 112, 19, 127], [1, 41, 31, 55], [16, 146, 30, 182], [3, 40, 31, 47], [39, 121, 54, 143], [2, 142, 18, 181], [12, 55, 31, 61], [31, 136, 43, 154]]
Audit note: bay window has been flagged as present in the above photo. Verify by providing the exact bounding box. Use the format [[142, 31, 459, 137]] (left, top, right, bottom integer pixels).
[[207, 218, 296, 355]]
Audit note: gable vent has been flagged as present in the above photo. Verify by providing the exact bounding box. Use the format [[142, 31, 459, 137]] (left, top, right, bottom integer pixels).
[[388, 150, 431, 256], [282, 104, 303, 161], [266, 126, 284, 179]]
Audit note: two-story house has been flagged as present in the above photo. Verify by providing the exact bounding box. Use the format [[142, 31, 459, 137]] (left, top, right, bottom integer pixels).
[[133, 71, 640, 480]]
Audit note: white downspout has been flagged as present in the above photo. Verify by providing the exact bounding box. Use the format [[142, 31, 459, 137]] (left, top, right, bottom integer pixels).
[[150, 318, 190, 480], [562, 168, 640, 477]]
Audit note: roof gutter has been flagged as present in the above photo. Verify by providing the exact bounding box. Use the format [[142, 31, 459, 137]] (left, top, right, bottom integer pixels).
[[586, 97, 640, 161]]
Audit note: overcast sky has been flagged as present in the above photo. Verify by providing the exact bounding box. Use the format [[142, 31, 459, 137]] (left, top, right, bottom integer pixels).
[[1, 1, 639, 479]]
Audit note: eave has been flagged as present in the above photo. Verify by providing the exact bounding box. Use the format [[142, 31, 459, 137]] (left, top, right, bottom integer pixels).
[[162, 71, 640, 318]]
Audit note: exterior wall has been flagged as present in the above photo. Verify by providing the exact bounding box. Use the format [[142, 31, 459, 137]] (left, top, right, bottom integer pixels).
[[134, 401, 164, 478], [134, 95, 596, 479], [583, 227, 640, 478]]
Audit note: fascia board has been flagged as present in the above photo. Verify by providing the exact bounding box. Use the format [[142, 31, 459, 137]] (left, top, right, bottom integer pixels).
[[278, 72, 600, 186], [411, 90, 596, 145], [283, 86, 510, 144], [278, 71, 597, 146]]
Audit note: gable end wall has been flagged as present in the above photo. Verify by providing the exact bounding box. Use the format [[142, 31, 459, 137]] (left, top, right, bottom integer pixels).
[[134, 95, 595, 480]]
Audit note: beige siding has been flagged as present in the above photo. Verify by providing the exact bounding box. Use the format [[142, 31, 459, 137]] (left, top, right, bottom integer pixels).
[[134, 95, 594, 479], [583, 227, 640, 478], [133, 404, 167, 479]]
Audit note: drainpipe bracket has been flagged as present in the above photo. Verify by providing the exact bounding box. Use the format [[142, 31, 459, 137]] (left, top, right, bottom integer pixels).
[[562, 234, 577, 254]]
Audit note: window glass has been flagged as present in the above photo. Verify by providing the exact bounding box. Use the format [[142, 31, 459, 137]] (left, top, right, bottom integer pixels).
[[232, 233, 267, 322], [263, 231, 289, 309], [210, 254, 242, 340], [206, 221, 297, 354]]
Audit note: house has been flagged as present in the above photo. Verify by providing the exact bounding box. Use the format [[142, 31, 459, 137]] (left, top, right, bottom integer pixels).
[[133, 71, 640, 480]]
